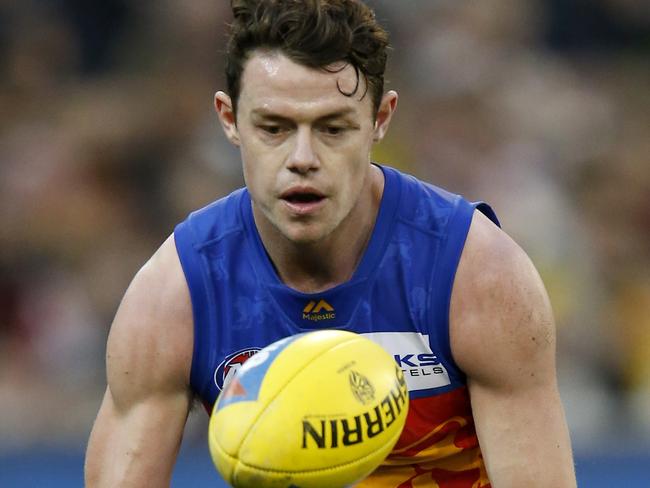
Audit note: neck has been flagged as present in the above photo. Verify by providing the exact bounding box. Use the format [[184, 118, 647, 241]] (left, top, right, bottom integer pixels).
[[256, 165, 384, 294]]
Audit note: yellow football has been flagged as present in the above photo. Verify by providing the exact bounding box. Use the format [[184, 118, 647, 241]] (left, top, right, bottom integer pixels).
[[208, 329, 409, 488]]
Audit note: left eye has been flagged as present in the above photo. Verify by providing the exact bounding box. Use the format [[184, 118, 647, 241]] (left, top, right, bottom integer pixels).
[[323, 126, 344, 135]]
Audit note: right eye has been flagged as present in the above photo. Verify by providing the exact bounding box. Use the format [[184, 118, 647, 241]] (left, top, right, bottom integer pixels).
[[260, 125, 283, 135]]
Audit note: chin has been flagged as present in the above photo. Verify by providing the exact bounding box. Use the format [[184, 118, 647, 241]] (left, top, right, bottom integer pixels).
[[281, 223, 332, 245], [283, 229, 324, 245]]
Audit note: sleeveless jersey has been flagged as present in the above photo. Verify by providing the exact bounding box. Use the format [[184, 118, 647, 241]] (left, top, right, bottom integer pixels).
[[174, 165, 499, 488]]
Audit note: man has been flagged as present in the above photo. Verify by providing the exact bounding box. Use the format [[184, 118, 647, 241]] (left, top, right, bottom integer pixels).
[[85, 0, 576, 486]]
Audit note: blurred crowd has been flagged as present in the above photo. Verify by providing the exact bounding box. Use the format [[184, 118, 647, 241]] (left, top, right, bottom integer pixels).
[[1, 0, 648, 453]]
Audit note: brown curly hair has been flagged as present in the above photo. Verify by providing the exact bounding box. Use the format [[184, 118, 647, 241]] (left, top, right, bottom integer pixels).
[[226, 0, 390, 118]]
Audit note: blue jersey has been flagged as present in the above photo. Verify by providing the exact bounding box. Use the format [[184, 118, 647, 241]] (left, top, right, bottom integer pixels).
[[174, 165, 498, 487]]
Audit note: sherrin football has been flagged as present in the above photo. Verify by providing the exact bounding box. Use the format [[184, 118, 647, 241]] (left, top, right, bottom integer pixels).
[[208, 329, 409, 488]]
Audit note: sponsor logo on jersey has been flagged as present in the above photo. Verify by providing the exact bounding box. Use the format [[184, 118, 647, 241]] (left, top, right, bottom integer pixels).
[[302, 299, 335, 322], [221, 377, 246, 400], [361, 332, 451, 391], [214, 347, 261, 391]]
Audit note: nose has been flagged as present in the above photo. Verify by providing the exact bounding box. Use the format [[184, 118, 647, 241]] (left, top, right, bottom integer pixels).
[[286, 127, 319, 174]]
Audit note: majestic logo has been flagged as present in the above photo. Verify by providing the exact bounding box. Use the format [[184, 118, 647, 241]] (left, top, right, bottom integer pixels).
[[302, 299, 336, 322], [349, 370, 375, 405], [214, 348, 261, 391]]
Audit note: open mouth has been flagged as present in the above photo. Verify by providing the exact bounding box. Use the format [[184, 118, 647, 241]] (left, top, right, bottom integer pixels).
[[280, 188, 327, 214], [283, 192, 324, 204]]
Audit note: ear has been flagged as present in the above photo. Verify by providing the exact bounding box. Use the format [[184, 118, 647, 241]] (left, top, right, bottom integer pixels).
[[373, 90, 398, 143], [214, 91, 241, 146]]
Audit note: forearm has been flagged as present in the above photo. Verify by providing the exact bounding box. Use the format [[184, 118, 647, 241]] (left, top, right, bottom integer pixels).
[[86, 431, 176, 487], [85, 391, 188, 488], [471, 382, 576, 488], [484, 451, 576, 488]]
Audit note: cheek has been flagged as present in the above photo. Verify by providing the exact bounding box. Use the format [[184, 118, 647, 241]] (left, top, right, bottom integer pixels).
[[241, 154, 280, 209], [336, 158, 368, 204], [240, 152, 255, 189], [240, 155, 265, 201], [242, 164, 266, 194]]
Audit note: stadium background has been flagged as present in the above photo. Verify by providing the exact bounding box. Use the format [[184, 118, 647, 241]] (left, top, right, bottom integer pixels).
[[0, 0, 648, 486]]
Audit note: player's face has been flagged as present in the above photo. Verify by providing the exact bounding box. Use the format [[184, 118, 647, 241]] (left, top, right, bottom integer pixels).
[[216, 51, 396, 245]]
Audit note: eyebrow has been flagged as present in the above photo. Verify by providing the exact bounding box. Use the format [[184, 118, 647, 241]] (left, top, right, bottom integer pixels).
[[250, 107, 357, 122]]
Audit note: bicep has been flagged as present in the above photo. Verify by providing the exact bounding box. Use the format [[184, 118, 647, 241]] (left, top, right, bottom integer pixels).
[[451, 212, 575, 487], [85, 236, 194, 487]]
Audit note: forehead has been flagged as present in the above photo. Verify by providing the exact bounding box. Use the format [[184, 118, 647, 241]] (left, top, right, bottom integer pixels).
[[238, 51, 372, 119]]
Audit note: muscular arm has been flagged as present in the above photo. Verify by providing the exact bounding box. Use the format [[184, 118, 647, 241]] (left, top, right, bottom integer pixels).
[[85, 235, 194, 487], [451, 212, 576, 487]]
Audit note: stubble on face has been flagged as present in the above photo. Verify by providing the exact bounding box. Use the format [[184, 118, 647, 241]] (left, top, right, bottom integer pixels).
[[235, 51, 379, 248]]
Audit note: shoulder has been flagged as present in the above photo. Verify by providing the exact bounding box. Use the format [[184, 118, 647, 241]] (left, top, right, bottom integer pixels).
[[450, 211, 556, 386], [176, 188, 247, 246], [387, 165, 459, 206], [107, 235, 194, 409], [385, 165, 469, 231]]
